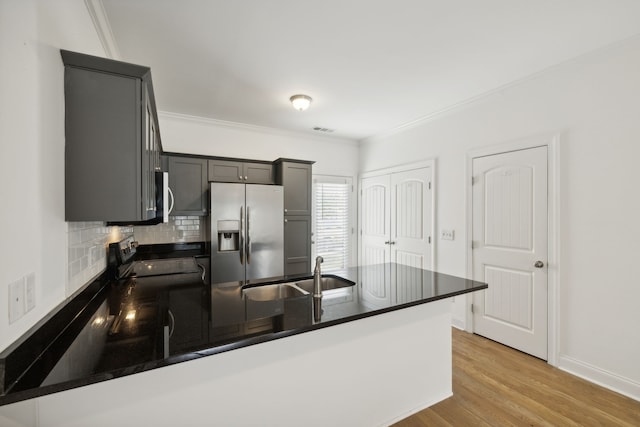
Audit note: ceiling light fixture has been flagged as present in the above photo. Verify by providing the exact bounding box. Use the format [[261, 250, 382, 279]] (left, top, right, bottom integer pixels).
[[290, 94, 312, 111]]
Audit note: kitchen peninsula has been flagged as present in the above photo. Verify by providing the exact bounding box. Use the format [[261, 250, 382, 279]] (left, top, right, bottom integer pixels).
[[0, 257, 486, 426]]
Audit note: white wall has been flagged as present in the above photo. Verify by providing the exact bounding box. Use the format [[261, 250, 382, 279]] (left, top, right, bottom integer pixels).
[[0, 0, 105, 353], [158, 112, 359, 178], [359, 36, 640, 399]]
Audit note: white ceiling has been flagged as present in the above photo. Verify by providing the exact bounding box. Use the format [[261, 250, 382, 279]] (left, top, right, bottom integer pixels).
[[101, 0, 640, 141]]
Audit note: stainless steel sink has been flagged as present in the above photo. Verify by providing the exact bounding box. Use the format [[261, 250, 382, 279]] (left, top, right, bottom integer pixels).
[[243, 283, 311, 323], [243, 283, 307, 301], [294, 276, 355, 294]]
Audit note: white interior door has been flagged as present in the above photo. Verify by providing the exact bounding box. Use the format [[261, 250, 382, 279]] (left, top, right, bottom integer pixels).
[[391, 168, 432, 270], [360, 175, 391, 306], [472, 146, 548, 360], [360, 166, 433, 307]]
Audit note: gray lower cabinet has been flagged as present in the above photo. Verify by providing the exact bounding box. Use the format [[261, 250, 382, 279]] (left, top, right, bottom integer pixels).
[[167, 156, 208, 216], [284, 215, 312, 275], [208, 159, 273, 184], [61, 50, 162, 223]]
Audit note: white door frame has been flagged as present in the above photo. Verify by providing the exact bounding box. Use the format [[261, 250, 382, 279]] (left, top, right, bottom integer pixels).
[[360, 159, 437, 271], [465, 133, 561, 366]]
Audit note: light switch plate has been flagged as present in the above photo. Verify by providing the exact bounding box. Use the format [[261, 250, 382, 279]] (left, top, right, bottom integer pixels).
[[9, 278, 25, 324], [25, 272, 36, 312], [441, 229, 455, 240]]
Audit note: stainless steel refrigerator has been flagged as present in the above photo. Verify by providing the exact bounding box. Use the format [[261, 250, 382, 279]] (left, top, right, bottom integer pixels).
[[210, 183, 284, 285]]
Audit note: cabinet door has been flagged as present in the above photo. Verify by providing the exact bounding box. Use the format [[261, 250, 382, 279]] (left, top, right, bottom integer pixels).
[[208, 160, 244, 183], [284, 215, 311, 275], [279, 162, 312, 216], [244, 163, 274, 184], [64, 66, 142, 221], [168, 156, 208, 215]]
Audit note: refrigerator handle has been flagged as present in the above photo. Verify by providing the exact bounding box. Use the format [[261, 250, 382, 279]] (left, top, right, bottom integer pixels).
[[240, 206, 244, 265], [247, 206, 251, 264]]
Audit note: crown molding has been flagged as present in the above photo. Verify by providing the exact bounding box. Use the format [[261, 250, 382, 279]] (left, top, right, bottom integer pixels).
[[158, 111, 360, 146], [362, 32, 640, 144], [84, 0, 121, 60]]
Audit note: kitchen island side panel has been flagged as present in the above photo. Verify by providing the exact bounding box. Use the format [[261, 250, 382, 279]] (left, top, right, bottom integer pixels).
[[28, 299, 452, 427]]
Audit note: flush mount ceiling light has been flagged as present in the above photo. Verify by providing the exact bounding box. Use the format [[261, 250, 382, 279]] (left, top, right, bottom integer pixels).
[[290, 94, 312, 111]]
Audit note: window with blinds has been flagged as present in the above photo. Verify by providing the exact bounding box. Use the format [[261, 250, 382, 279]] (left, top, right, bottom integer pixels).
[[313, 176, 353, 272]]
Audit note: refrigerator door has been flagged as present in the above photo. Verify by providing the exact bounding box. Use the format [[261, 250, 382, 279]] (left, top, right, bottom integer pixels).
[[211, 183, 246, 284], [245, 184, 284, 281]]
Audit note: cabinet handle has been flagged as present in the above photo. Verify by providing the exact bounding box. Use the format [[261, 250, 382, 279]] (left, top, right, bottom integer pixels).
[[197, 263, 206, 282], [238, 175, 242, 180], [284, 209, 288, 213], [284, 219, 288, 223], [384, 241, 390, 244], [167, 309, 175, 338], [244, 176, 248, 180]]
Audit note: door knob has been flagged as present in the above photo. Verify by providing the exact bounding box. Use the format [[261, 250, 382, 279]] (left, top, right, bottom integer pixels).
[[534, 261, 544, 268]]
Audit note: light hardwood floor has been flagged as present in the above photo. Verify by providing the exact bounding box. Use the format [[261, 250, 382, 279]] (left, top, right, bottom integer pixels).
[[393, 328, 640, 426]]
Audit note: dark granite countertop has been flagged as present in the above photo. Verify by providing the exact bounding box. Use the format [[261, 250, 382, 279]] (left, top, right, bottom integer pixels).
[[0, 262, 486, 406]]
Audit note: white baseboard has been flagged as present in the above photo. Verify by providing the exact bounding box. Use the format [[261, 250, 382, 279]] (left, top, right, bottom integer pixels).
[[558, 355, 640, 402], [381, 391, 453, 427], [451, 317, 466, 330]]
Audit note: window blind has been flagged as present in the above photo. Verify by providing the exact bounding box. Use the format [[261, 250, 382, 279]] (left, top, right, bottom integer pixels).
[[314, 179, 351, 272]]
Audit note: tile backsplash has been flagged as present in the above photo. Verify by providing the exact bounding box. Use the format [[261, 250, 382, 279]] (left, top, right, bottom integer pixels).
[[133, 216, 206, 245], [66, 223, 132, 296], [66, 217, 205, 296]]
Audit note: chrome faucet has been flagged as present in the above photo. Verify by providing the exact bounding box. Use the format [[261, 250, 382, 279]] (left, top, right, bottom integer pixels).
[[313, 256, 324, 299]]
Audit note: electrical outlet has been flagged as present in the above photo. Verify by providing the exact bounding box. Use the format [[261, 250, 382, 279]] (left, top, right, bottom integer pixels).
[[9, 278, 25, 324], [25, 272, 36, 312], [441, 229, 455, 240]]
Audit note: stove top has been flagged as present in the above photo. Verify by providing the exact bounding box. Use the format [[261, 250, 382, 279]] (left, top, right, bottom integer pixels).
[[108, 236, 202, 280]]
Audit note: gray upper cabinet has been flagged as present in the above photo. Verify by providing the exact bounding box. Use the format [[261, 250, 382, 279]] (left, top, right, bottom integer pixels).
[[244, 162, 274, 184], [167, 155, 208, 216], [208, 159, 273, 184], [275, 160, 313, 216], [61, 50, 162, 223]]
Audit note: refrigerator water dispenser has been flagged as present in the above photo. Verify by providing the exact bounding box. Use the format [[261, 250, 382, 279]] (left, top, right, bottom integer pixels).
[[217, 220, 239, 252]]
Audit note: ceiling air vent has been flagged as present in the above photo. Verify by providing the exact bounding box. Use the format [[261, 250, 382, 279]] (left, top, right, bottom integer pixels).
[[313, 127, 335, 133]]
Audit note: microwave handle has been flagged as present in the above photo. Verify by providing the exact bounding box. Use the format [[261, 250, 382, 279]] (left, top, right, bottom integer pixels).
[[167, 186, 175, 215]]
